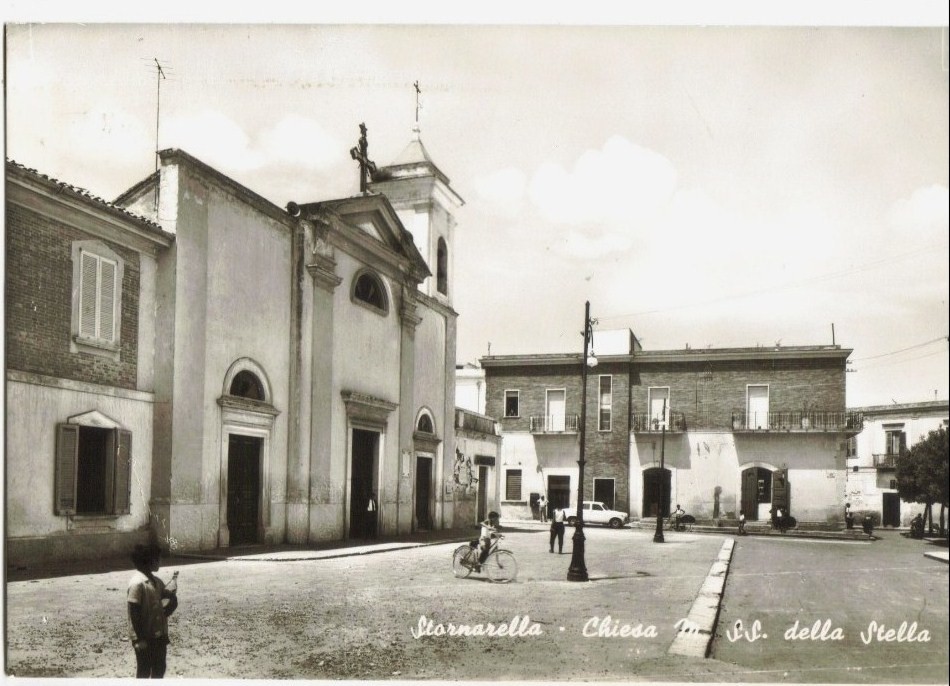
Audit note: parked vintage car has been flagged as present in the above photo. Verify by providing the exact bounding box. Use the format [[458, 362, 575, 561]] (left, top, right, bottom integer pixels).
[[566, 501, 629, 528]]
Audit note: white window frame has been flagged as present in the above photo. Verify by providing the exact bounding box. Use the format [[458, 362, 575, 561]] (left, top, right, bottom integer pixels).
[[504, 389, 520, 418], [71, 240, 124, 360], [648, 387, 671, 429], [598, 375, 613, 432], [746, 384, 770, 430], [545, 388, 566, 431], [504, 468, 523, 501]]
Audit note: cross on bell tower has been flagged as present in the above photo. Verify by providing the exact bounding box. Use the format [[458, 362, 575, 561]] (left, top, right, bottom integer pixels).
[[349, 122, 377, 195]]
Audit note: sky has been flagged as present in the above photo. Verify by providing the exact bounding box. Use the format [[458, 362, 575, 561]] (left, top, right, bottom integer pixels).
[[3, 5, 949, 408]]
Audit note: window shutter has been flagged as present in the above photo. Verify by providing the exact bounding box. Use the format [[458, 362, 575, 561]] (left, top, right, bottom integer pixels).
[[99, 259, 116, 343], [79, 253, 99, 338], [505, 470, 522, 500], [113, 429, 133, 515], [55, 424, 80, 515]]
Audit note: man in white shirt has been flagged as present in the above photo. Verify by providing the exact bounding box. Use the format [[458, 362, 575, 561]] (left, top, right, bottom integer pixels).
[[550, 505, 567, 553]]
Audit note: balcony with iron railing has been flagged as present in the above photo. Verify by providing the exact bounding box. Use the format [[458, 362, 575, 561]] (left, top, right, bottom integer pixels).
[[731, 410, 863, 433], [631, 412, 688, 433], [872, 452, 902, 470], [529, 414, 580, 434]]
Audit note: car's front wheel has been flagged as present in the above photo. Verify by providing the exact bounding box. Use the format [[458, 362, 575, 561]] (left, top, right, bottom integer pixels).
[[608, 518, 623, 529]]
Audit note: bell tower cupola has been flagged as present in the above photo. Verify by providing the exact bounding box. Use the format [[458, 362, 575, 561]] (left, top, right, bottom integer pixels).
[[369, 92, 464, 304]]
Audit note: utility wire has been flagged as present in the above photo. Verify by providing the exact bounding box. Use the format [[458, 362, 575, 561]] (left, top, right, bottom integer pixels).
[[598, 243, 948, 321], [850, 336, 948, 362]]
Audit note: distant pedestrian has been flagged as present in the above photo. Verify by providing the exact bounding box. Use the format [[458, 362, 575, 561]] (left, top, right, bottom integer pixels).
[[365, 492, 379, 538], [550, 505, 567, 553], [538, 494, 548, 523], [738, 512, 746, 535], [845, 503, 854, 530], [127, 543, 178, 679]]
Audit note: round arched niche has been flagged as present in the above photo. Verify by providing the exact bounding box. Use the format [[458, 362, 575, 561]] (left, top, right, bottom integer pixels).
[[413, 408, 441, 453]]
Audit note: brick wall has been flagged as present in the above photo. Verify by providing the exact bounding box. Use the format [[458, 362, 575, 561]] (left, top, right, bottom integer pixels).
[[632, 357, 847, 430], [485, 361, 632, 509], [5, 204, 140, 388]]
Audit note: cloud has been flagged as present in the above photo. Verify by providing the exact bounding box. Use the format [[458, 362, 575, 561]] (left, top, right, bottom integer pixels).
[[163, 110, 261, 171], [529, 135, 678, 227], [888, 184, 950, 237], [162, 110, 342, 173], [258, 115, 342, 170]]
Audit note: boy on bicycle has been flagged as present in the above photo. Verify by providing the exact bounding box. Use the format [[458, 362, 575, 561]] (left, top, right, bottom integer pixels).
[[473, 511, 501, 571]]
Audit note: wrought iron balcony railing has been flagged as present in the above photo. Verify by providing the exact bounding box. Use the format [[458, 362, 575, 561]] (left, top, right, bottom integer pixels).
[[529, 414, 580, 434], [731, 410, 863, 433], [872, 453, 901, 469], [631, 412, 687, 433]]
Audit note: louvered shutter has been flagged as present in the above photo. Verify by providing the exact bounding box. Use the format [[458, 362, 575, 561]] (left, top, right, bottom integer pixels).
[[79, 253, 99, 338], [55, 424, 80, 515], [113, 429, 133, 515], [99, 259, 116, 343]]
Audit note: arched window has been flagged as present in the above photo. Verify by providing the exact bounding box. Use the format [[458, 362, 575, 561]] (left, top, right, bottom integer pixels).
[[436, 237, 448, 295], [352, 271, 388, 313], [229, 370, 265, 400], [417, 414, 434, 434]]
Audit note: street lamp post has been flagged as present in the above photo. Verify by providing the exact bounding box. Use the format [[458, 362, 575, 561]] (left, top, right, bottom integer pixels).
[[568, 300, 597, 582], [653, 398, 667, 543]]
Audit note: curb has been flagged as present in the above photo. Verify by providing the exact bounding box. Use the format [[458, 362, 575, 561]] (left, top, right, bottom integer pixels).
[[923, 550, 949, 564], [174, 537, 471, 563], [667, 537, 735, 658]]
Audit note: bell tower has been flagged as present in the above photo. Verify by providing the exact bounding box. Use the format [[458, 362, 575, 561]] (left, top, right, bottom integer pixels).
[[369, 115, 463, 304]]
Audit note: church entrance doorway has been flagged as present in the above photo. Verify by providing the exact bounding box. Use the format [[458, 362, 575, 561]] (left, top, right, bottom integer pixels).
[[227, 434, 262, 545], [415, 456, 433, 530], [349, 429, 379, 539]]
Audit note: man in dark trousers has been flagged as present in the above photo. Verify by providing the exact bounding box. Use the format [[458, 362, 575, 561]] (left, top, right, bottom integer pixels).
[[549, 504, 567, 553]]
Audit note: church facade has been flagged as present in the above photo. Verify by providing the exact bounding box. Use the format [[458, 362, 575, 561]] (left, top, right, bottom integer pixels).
[[5, 125, 467, 565]]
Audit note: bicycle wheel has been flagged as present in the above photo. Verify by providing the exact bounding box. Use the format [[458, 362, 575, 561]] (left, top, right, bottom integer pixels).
[[452, 545, 473, 578], [484, 550, 517, 583]]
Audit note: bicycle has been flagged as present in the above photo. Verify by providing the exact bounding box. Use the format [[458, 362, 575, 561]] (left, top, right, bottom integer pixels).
[[452, 535, 518, 583], [667, 513, 695, 532]]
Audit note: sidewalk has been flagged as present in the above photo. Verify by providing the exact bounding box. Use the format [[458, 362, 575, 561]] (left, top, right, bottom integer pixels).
[[5, 525, 481, 581]]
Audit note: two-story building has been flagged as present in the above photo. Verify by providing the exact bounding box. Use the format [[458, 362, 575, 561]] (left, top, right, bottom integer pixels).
[[845, 399, 949, 527], [5, 124, 469, 566], [482, 330, 861, 526]]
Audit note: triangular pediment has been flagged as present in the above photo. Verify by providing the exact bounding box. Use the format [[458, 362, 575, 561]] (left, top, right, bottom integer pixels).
[[301, 194, 431, 281], [67, 410, 122, 429]]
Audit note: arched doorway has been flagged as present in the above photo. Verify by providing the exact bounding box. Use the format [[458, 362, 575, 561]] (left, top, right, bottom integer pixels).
[[218, 359, 278, 548], [642, 467, 671, 518], [740, 466, 786, 521]]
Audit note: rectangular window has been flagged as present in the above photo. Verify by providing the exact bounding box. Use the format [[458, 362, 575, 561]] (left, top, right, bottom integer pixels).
[[648, 387, 670, 429], [55, 424, 132, 516], [746, 385, 769, 430], [884, 429, 906, 456], [846, 436, 857, 458], [79, 251, 118, 343], [71, 241, 124, 359], [504, 390, 520, 418], [598, 376, 612, 431], [505, 469, 523, 501]]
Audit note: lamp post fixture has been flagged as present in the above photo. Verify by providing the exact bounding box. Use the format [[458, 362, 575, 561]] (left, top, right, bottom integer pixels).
[[568, 300, 597, 582], [653, 397, 667, 543]]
